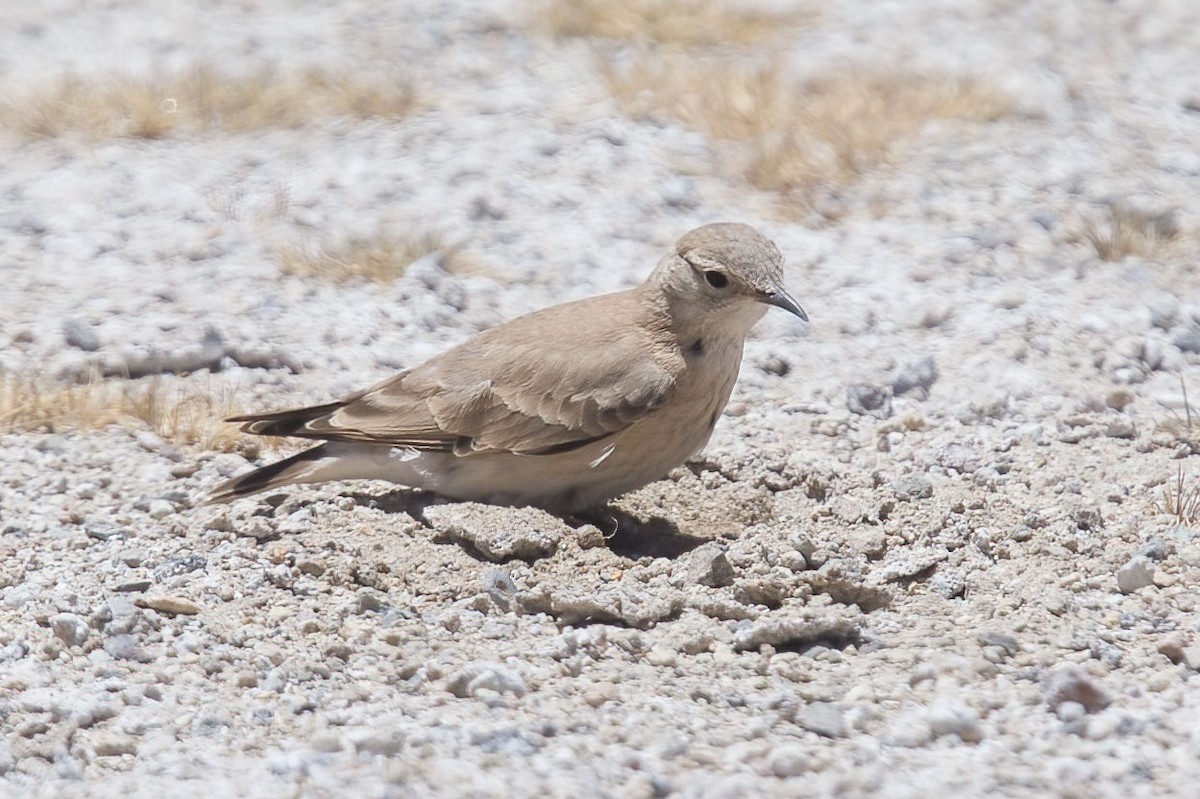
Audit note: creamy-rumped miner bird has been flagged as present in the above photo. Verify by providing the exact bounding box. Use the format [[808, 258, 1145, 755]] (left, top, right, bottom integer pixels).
[[207, 223, 806, 512]]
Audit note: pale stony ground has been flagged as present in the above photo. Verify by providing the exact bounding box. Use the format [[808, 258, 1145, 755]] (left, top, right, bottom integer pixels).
[[2, 1, 1200, 797]]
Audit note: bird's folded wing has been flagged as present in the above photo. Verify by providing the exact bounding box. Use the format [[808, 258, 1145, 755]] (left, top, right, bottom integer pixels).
[[244, 309, 682, 455]]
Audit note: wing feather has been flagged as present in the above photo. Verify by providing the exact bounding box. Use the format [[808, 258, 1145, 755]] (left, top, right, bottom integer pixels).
[[231, 291, 682, 456]]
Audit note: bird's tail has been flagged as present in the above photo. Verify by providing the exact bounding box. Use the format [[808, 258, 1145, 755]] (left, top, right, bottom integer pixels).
[[204, 444, 332, 504], [225, 400, 350, 438]]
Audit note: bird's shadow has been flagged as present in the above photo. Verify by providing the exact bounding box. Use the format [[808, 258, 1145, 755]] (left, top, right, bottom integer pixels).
[[565, 507, 707, 560], [345, 489, 706, 560], [347, 489, 443, 525]]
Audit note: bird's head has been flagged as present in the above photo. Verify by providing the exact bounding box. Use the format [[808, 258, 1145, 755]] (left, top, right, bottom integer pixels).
[[650, 222, 807, 337]]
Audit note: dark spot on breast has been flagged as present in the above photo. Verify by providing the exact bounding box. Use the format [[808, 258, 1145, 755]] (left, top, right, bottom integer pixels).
[[688, 339, 705, 357]]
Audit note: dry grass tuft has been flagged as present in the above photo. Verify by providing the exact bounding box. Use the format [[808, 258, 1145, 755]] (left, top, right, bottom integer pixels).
[[277, 231, 473, 283], [1158, 375, 1199, 454], [1081, 203, 1180, 261], [603, 56, 1011, 193], [4, 65, 417, 139], [1156, 464, 1200, 525], [0, 375, 258, 454], [538, 0, 812, 47]]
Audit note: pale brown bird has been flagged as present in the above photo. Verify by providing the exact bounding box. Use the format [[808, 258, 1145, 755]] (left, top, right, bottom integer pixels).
[[206, 223, 806, 511]]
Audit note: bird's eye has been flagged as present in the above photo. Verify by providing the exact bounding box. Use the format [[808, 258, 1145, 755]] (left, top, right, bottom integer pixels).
[[704, 270, 729, 289]]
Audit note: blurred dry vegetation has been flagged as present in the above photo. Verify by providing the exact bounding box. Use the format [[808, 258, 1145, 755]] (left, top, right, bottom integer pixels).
[[539, 0, 813, 47], [2, 65, 417, 138], [539, 0, 1011, 211], [1157, 464, 1200, 525], [276, 231, 476, 283], [1079, 202, 1181, 262], [0, 375, 260, 455], [603, 58, 1010, 198]]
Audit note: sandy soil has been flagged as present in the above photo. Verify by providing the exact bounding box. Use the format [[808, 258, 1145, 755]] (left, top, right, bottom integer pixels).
[[1, 1, 1199, 797]]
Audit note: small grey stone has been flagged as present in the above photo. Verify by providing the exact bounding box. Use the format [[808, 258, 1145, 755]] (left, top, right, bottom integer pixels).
[[1104, 419, 1136, 439], [976, 632, 1020, 657], [481, 569, 518, 600], [152, 555, 207, 580], [50, 613, 90, 647], [733, 578, 788, 608], [103, 634, 151, 663], [296, 559, 326, 577], [203, 511, 233, 533], [758, 354, 790, 377], [927, 700, 983, 743], [660, 176, 698, 209], [893, 474, 933, 500], [885, 714, 934, 747], [805, 568, 892, 611], [62, 318, 101, 351], [1089, 637, 1122, 668], [733, 611, 861, 652], [86, 524, 126, 541], [1116, 556, 1155, 593], [1042, 665, 1111, 713], [878, 549, 947, 583], [1105, 389, 1135, 410], [468, 196, 507, 221], [1023, 512, 1047, 529], [935, 442, 982, 474], [309, 733, 343, 753], [1073, 507, 1104, 531], [796, 701, 846, 738], [135, 595, 200, 616], [891, 356, 938, 398], [238, 517, 279, 542], [929, 572, 966, 600], [1148, 295, 1179, 330], [645, 646, 677, 667], [118, 548, 146, 567], [145, 499, 175, 520], [790, 535, 818, 562], [446, 662, 527, 698], [427, 503, 562, 562], [1136, 538, 1169, 561], [1173, 327, 1200, 354], [1031, 209, 1057, 230], [1109, 366, 1145, 386], [350, 729, 405, 756], [0, 640, 29, 661], [356, 588, 387, 614], [104, 596, 138, 621], [685, 543, 735, 588], [92, 733, 138, 757], [846, 384, 893, 418], [3, 587, 35, 609], [1056, 701, 1086, 723], [520, 585, 683, 629], [767, 743, 813, 778]]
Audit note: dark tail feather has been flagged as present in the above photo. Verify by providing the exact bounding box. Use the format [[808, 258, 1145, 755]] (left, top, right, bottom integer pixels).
[[204, 444, 330, 504], [226, 400, 349, 438]]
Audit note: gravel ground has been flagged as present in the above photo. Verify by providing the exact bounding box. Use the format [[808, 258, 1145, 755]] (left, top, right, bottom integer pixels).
[[2, 1, 1199, 797]]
